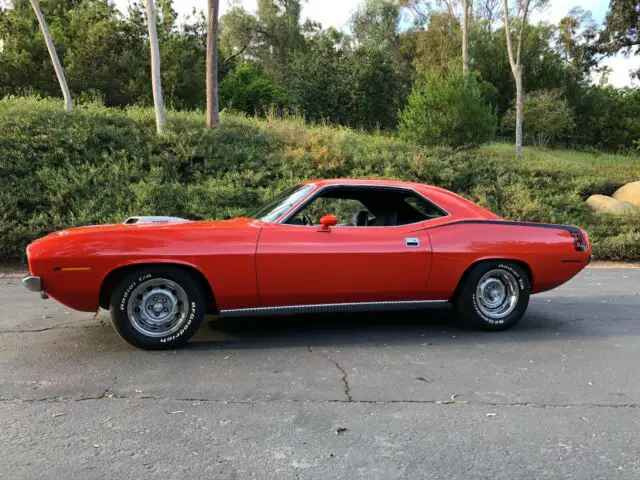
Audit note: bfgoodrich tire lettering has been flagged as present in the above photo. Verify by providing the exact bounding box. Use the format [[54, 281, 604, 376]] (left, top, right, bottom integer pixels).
[[109, 266, 206, 349], [455, 261, 530, 330]]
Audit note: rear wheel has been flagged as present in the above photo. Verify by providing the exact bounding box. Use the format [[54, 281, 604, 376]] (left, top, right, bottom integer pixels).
[[454, 261, 530, 330], [109, 266, 205, 349]]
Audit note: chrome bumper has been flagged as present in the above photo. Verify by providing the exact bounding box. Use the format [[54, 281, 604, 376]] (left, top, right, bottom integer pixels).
[[22, 275, 42, 292]]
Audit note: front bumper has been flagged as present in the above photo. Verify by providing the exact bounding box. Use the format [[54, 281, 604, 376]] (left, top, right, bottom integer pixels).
[[22, 275, 41, 292], [22, 276, 48, 299]]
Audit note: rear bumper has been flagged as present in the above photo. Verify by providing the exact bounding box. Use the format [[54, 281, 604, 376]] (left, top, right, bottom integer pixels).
[[22, 275, 41, 292]]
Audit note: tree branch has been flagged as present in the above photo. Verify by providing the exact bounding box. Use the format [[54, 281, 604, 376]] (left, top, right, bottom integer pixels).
[[516, 0, 531, 67], [223, 43, 248, 65], [502, 0, 517, 73]]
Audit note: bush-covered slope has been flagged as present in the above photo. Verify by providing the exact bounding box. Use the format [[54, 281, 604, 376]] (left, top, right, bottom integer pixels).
[[1, 97, 639, 262]]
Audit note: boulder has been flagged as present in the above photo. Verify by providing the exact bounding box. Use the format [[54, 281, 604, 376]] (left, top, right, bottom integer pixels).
[[586, 194, 635, 215], [612, 181, 640, 209]]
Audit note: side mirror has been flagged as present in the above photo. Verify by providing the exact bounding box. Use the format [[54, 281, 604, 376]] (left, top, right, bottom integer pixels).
[[318, 214, 337, 232]]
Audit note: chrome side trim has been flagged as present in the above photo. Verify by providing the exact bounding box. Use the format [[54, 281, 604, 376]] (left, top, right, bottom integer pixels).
[[22, 276, 41, 292], [277, 184, 451, 225], [219, 300, 448, 318]]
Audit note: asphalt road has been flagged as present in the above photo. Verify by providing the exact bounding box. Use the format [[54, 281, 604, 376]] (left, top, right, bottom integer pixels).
[[1, 267, 639, 480]]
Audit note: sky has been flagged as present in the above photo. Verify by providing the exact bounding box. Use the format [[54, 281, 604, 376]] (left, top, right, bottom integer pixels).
[[114, 0, 639, 87]]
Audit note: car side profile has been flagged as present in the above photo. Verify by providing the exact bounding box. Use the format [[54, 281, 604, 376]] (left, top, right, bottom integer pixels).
[[23, 179, 592, 349]]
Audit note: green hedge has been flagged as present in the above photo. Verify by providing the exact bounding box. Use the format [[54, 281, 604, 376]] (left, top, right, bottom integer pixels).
[[1, 96, 639, 263]]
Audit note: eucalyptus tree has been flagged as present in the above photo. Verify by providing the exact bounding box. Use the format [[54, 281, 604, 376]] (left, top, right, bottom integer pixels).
[[145, 0, 165, 134], [206, 0, 220, 127], [502, 0, 547, 156], [29, 0, 72, 111]]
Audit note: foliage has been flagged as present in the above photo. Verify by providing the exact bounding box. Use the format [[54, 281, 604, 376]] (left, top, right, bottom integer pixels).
[[0, 0, 639, 149], [219, 63, 288, 116], [572, 85, 640, 151], [598, 0, 640, 78], [399, 66, 496, 147], [2, 97, 639, 263], [503, 90, 575, 148]]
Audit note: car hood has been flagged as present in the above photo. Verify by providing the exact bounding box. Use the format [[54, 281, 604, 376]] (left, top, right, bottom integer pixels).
[[32, 217, 257, 242]]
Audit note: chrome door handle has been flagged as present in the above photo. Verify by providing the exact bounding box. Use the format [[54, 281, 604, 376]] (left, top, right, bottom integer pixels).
[[405, 237, 420, 247]]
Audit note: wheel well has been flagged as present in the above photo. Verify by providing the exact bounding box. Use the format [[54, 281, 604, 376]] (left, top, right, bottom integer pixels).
[[450, 259, 533, 302], [99, 263, 217, 313]]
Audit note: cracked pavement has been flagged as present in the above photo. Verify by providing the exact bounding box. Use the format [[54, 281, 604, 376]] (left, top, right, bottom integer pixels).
[[1, 267, 640, 479]]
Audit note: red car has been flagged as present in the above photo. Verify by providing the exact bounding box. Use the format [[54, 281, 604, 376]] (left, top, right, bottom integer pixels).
[[23, 179, 591, 349]]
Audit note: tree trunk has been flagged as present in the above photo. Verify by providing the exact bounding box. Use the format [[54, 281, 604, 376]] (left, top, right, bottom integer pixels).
[[462, 0, 470, 82], [146, 0, 165, 135], [502, 0, 529, 157], [206, 0, 220, 127], [514, 68, 523, 156], [30, 0, 72, 111]]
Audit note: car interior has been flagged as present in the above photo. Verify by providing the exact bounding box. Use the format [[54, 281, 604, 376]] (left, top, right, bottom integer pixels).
[[285, 186, 447, 227]]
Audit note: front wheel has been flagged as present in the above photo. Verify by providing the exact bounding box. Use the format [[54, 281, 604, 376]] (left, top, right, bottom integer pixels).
[[454, 261, 530, 330], [109, 266, 206, 349]]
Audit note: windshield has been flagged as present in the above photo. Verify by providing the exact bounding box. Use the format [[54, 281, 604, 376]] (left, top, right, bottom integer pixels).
[[251, 184, 314, 223]]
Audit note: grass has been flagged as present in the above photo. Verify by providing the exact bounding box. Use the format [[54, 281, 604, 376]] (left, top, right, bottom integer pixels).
[[1, 96, 639, 262]]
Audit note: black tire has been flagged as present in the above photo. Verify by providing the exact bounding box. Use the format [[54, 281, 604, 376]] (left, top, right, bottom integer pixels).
[[109, 266, 206, 349], [454, 261, 530, 330]]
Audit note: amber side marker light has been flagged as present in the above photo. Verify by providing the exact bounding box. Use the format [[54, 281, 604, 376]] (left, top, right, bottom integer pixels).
[[55, 267, 91, 272]]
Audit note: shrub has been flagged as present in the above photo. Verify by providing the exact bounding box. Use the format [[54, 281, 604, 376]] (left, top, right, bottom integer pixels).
[[1, 96, 639, 263], [398, 68, 497, 147], [503, 89, 575, 148], [219, 63, 289, 116]]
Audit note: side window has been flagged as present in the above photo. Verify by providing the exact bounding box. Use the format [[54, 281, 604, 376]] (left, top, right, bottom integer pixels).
[[404, 195, 446, 220], [289, 197, 370, 226], [283, 186, 446, 227]]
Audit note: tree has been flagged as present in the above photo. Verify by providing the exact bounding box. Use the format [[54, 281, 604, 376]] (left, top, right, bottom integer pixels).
[[412, 12, 462, 75], [399, 65, 496, 147], [462, 0, 470, 80], [219, 63, 288, 115], [598, 0, 640, 78], [557, 7, 598, 74], [206, 0, 220, 127], [475, 0, 501, 31], [146, 0, 165, 134], [503, 89, 575, 148], [29, 0, 72, 111], [502, 0, 547, 156]]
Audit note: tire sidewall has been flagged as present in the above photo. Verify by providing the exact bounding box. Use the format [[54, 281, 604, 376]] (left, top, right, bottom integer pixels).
[[462, 261, 530, 329], [109, 267, 205, 349]]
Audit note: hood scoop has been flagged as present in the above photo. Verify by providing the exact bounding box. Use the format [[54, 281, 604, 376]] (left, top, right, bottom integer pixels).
[[124, 216, 189, 225]]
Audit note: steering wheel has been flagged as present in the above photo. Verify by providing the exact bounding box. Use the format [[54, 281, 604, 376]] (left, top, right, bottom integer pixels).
[[303, 214, 313, 226]]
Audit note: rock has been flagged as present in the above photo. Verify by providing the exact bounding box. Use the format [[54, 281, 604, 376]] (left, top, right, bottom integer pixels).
[[586, 194, 635, 215], [612, 181, 640, 209]]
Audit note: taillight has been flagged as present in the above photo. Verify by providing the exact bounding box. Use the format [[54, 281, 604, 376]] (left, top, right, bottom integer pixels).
[[570, 231, 588, 252]]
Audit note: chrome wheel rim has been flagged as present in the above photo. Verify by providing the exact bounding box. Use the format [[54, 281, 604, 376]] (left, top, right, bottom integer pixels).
[[126, 278, 189, 337], [475, 269, 519, 320]]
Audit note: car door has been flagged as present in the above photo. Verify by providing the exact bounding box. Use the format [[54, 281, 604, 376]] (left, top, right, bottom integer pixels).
[[255, 222, 432, 307]]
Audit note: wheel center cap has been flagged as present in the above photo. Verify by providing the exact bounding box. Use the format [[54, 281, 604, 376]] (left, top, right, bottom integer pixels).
[[153, 302, 164, 313]]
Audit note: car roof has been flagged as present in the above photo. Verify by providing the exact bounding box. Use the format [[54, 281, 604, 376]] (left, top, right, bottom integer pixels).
[[299, 178, 500, 220], [301, 178, 427, 190]]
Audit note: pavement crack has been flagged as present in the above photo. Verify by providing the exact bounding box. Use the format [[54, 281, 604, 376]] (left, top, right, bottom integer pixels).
[[103, 375, 119, 398], [3, 396, 640, 409], [308, 346, 352, 402], [0, 324, 104, 334]]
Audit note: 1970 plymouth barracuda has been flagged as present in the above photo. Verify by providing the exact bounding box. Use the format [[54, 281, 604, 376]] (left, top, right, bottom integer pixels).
[[23, 179, 591, 349]]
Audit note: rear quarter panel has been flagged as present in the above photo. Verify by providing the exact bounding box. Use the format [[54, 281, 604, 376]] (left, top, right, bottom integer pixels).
[[426, 222, 591, 297]]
